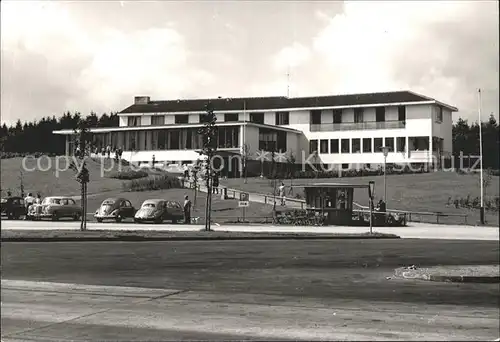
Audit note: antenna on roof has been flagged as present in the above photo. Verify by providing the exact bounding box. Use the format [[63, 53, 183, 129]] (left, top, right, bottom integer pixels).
[[286, 65, 291, 98]]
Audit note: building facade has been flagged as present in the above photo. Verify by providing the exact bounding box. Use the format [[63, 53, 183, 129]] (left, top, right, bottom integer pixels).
[[53, 91, 457, 176]]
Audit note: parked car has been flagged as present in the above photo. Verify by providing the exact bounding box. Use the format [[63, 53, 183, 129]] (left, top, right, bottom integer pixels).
[[134, 199, 183, 224], [27, 196, 81, 221], [94, 197, 136, 223], [1, 196, 26, 220]]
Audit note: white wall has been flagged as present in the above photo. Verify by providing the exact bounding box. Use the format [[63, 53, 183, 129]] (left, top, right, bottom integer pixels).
[[141, 115, 151, 126], [188, 114, 199, 123], [119, 116, 127, 127], [264, 112, 274, 125]]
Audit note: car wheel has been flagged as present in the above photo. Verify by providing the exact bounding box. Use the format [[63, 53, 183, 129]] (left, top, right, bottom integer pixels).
[[96, 218, 103, 223], [73, 213, 80, 221], [51, 212, 59, 221], [115, 216, 122, 223], [154, 217, 162, 224], [134, 218, 140, 223], [172, 219, 177, 224]]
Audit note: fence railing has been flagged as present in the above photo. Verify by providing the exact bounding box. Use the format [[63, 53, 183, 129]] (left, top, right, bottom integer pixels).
[[352, 202, 469, 225]]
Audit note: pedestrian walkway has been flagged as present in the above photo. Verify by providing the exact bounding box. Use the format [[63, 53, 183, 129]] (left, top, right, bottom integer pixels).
[[183, 178, 304, 209]]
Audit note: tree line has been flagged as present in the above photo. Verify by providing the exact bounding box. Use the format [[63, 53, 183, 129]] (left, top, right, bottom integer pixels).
[[0, 111, 498, 169], [0, 112, 118, 155]]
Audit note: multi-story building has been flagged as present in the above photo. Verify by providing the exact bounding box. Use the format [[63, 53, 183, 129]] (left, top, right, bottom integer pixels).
[[53, 91, 457, 177]]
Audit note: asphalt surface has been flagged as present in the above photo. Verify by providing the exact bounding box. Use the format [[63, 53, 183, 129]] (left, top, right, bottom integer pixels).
[[2, 239, 500, 340], [2, 219, 499, 240]]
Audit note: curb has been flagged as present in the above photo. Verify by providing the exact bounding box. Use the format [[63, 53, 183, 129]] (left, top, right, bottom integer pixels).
[[1, 234, 400, 242], [394, 267, 500, 284], [428, 274, 500, 283]]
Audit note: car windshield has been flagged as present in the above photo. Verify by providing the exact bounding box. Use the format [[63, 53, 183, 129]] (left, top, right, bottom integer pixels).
[[166, 201, 180, 208], [142, 203, 156, 208], [102, 200, 115, 205], [41, 198, 58, 205]]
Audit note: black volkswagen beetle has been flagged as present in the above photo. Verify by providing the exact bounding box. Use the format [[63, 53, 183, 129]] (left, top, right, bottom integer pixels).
[[134, 199, 183, 224], [1, 196, 26, 220], [94, 197, 136, 223]]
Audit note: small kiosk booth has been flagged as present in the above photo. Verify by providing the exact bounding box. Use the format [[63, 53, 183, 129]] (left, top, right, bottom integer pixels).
[[302, 183, 372, 226]]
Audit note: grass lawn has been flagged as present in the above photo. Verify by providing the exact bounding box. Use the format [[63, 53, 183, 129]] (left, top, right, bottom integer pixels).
[[0, 157, 167, 197], [223, 172, 500, 226]]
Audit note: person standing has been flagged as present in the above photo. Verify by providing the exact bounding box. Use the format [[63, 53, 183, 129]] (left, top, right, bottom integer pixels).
[[279, 182, 286, 206], [212, 172, 219, 194], [24, 192, 35, 219], [183, 195, 192, 224]]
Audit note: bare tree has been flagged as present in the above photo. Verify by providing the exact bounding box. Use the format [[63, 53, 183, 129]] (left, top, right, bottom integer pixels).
[[69, 120, 92, 231], [286, 152, 296, 196], [197, 102, 217, 231], [241, 143, 250, 184]]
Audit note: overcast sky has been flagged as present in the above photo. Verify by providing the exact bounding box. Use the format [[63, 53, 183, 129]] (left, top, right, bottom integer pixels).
[[1, 0, 498, 126]]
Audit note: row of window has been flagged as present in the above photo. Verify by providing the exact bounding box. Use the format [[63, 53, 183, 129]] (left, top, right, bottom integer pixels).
[[127, 105, 420, 128], [89, 127, 240, 151], [127, 112, 291, 127], [310, 106, 406, 125], [310, 137, 406, 154], [258, 128, 287, 152]]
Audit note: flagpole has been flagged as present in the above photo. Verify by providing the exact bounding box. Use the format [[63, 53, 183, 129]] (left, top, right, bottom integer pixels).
[[478, 88, 485, 224], [243, 99, 247, 183]]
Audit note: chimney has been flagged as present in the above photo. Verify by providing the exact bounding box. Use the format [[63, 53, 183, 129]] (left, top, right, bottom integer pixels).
[[134, 96, 150, 105]]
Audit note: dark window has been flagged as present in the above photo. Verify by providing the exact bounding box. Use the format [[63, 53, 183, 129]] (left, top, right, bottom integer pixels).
[[436, 106, 443, 122], [362, 138, 372, 152], [354, 108, 364, 123], [224, 113, 239, 122], [170, 130, 180, 149], [310, 110, 321, 125], [250, 112, 264, 124], [398, 106, 406, 122], [342, 163, 349, 170], [341, 139, 350, 153], [330, 139, 339, 153], [186, 129, 192, 149], [385, 137, 395, 151], [127, 116, 141, 126], [199, 114, 210, 123], [333, 109, 342, 124], [352, 138, 361, 153], [376, 107, 385, 122], [320, 139, 329, 154], [277, 131, 287, 151], [258, 128, 278, 151], [175, 115, 188, 124], [275, 112, 289, 125], [310, 140, 318, 153], [374, 138, 383, 151], [158, 130, 166, 149], [151, 115, 165, 126], [396, 137, 406, 152]]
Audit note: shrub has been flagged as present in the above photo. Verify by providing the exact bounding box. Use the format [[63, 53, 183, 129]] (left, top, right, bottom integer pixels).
[[0, 152, 58, 159], [123, 174, 182, 192], [108, 170, 148, 180]]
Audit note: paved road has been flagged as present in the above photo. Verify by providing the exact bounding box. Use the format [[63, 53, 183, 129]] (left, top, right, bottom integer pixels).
[[1, 219, 498, 240], [2, 239, 499, 340]]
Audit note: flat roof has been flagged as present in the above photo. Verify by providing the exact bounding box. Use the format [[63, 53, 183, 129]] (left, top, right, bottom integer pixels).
[[52, 121, 302, 135], [302, 183, 370, 189]]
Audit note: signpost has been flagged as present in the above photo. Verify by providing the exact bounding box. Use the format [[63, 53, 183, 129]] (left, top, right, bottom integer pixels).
[[238, 192, 250, 222]]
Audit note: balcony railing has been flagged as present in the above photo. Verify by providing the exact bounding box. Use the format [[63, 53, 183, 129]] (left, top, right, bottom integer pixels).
[[310, 120, 406, 132]]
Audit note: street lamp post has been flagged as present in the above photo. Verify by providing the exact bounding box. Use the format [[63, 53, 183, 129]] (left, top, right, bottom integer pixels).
[[368, 181, 375, 234], [380, 146, 390, 204], [477, 89, 485, 224]]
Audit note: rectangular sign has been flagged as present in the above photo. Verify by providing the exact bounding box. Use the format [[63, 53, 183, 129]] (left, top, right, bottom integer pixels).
[[239, 192, 249, 201], [238, 201, 249, 207]]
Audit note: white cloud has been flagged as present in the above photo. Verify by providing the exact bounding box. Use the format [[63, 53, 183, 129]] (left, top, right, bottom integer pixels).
[[272, 42, 312, 71], [271, 1, 498, 120], [0, 0, 215, 124]]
